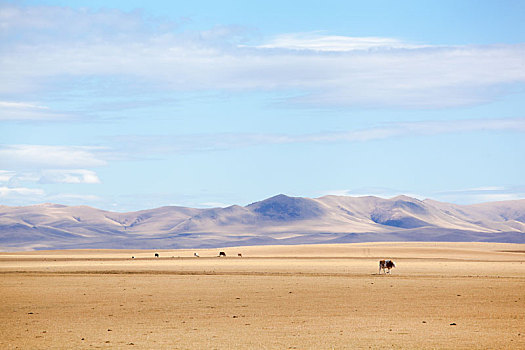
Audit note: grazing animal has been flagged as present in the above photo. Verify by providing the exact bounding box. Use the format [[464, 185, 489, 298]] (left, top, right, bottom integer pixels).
[[131, 256, 135, 259], [194, 253, 200, 257], [219, 251, 226, 257], [154, 253, 159, 258], [237, 253, 242, 257], [379, 260, 396, 274]]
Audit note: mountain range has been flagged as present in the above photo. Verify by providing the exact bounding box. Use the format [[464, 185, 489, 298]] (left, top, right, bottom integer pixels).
[[1, 194, 524, 251]]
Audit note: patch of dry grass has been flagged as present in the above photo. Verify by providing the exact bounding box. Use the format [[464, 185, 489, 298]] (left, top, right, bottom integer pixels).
[[1, 243, 524, 349]]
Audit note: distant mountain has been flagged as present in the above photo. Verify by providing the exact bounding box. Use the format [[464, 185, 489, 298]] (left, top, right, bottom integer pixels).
[[1, 194, 524, 251]]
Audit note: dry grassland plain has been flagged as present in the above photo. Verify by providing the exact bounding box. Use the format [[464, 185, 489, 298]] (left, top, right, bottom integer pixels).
[[1, 242, 524, 349]]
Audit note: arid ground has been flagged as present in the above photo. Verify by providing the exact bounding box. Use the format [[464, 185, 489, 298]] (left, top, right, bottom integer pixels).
[[1, 242, 524, 349]]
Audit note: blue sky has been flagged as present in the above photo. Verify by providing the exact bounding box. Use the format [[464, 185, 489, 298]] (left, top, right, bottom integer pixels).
[[1, 0, 525, 211]]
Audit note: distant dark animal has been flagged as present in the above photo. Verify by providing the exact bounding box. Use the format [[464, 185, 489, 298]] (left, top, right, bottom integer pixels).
[[237, 253, 242, 257], [219, 252, 226, 257], [194, 253, 200, 257], [155, 253, 159, 258], [379, 260, 396, 274], [131, 256, 135, 259]]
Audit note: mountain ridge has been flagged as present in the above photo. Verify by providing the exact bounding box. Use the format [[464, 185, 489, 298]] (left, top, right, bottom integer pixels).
[[1, 194, 524, 251]]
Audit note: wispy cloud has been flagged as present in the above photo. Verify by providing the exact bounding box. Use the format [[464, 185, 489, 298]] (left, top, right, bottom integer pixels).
[[39, 169, 101, 184], [0, 144, 106, 211], [3, 117, 516, 177], [2, 4, 525, 109], [249, 32, 430, 51], [47, 193, 103, 203], [0, 144, 107, 169], [1, 169, 100, 186], [199, 202, 230, 208], [0, 170, 16, 182], [0, 168, 103, 205], [0, 171, 39, 185], [320, 187, 425, 200], [0, 101, 48, 109], [0, 101, 73, 121], [319, 186, 525, 204], [0, 186, 45, 198], [0, 144, 105, 207], [109, 117, 525, 156], [0, 185, 102, 206], [433, 186, 525, 204]]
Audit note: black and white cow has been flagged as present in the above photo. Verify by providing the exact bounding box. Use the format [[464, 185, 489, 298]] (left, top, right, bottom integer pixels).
[[379, 260, 396, 274]]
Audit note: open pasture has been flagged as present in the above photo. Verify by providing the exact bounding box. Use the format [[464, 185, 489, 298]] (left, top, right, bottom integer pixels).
[[1, 242, 524, 349]]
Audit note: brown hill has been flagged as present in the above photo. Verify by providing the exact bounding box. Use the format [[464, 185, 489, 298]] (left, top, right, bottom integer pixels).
[[1, 195, 524, 251]]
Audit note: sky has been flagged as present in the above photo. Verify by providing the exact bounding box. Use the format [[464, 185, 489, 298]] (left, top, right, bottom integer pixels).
[[1, 0, 525, 211]]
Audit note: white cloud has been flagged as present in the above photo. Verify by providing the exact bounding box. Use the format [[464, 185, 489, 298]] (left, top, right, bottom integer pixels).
[[2, 4, 525, 108], [0, 171, 39, 186], [39, 169, 101, 184], [319, 186, 525, 204], [249, 32, 430, 51], [10, 118, 516, 164], [0, 146, 105, 207], [199, 202, 229, 208], [433, 186, 525, 204], [0, 170, 16, 182], [110, 117, 525, 155], [0, 169, 101, 186], [0, 144, 107, 169], [0, 101, 48, 109], [0, 185, 102, 206], [320, 187, 425, 200], [47, 193, 102, 202], [0, 186, 45, 198], [0, 101, 72, 121], [0, 4, 172, 42]]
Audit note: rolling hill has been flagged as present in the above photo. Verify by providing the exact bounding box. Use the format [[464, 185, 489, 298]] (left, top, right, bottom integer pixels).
[[1, 194, 524, 251]]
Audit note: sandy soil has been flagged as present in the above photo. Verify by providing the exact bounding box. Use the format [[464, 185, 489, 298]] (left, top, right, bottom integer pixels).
[[1, 242, 524, 349]]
